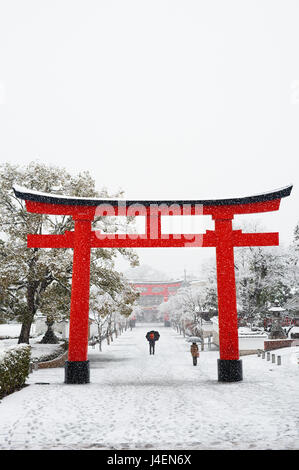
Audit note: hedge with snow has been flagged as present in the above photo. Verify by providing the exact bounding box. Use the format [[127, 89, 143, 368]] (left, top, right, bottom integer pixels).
[[0, 344, 31, 398]]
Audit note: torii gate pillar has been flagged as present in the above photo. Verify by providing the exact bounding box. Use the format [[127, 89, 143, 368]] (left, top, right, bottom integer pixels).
[[65, 217, 92, 384], [214, 217, 242, 381]]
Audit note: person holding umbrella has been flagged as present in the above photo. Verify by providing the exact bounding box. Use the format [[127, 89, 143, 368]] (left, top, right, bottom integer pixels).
[[187, 336, 201, 365], [146, 330, 160, 355], [190, 342, 199, 366]]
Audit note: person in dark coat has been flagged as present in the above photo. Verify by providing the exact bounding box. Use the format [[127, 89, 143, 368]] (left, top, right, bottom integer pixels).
[[146, 330, 160, 355], [190, 342, 199, 366]]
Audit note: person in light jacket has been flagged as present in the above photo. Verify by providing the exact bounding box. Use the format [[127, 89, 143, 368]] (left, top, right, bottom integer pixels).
[[190, 342, 199, 366]]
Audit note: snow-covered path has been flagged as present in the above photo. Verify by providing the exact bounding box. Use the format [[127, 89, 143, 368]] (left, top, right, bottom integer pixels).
[[0, 323, 298, 450]]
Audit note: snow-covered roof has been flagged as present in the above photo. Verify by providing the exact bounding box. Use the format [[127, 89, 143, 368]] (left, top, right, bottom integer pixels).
[[238, 327, 268, 337], [13, 185, 126, 204], [129, 279, 183, 285], [189, 279, 207, 284], [13, 184, 293, 208]]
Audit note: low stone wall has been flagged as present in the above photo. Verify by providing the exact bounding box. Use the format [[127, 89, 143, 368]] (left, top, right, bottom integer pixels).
[[239, 350, 259, 356], [37, 350, 68, 369], [264, 339, 293, 351]]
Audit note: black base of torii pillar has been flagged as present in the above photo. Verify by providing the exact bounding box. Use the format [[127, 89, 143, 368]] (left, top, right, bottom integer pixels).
[[217, 359, 243, 382], [64, 360, 90, 384]]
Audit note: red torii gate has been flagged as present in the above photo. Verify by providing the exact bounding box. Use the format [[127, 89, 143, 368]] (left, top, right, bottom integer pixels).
[[132, 280, 183, 302], [132, 280, 183, 321], [13, 185, 292, 383]]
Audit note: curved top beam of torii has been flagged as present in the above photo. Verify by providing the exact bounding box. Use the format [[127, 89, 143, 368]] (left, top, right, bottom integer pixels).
[[13, 184, 293, 220], [13, 184, 292, 208]]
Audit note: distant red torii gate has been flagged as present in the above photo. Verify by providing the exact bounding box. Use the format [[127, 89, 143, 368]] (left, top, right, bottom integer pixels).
[[13, 185, 292, 383], [132, 280, 183, 302]]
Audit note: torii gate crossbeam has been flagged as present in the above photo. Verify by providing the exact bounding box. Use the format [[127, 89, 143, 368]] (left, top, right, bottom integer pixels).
[[13, 185, 292, 384]]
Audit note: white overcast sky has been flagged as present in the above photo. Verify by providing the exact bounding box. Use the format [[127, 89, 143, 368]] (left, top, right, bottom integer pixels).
[[0, 1, 299, 278]]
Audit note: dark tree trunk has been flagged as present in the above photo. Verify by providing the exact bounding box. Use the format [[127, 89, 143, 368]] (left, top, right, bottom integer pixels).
[[18, 283, 36, 344], [18, 319, 33, 344]]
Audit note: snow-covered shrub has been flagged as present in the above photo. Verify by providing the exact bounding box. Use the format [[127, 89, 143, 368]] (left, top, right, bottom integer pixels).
[[0, 344, 31, 398]]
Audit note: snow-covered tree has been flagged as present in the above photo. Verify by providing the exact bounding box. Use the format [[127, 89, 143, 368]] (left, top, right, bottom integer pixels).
[[234, 245, 293, 321], [130, 304, 143, 322], [286, 222, 299, 289], [160, 286, 208, 344], [89, 290, 115, 350], [0, 161, 139, 344], [124, 264, 169, 281], [89, 284, 139, 350]]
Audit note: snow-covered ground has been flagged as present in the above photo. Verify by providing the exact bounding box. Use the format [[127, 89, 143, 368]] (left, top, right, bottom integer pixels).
[[0, 323, 298, 450], [0, 323, 65, 361], [0, 323, 23, 339]]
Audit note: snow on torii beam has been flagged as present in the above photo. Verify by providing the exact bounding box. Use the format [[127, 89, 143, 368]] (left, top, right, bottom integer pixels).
[[13, 184, 292, 383]]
